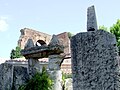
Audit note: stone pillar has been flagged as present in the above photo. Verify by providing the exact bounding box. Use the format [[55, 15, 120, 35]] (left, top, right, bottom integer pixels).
[[22, 38, 40, 78], [71, 30, 120, 90], [87, 5, 97, 31], [48, 55, 63, 90], [28, 58, 40, 78]]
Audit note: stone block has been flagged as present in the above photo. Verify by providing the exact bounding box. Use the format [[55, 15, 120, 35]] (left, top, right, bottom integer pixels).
[[12, 66, 28, 90], [71, 30, 120, 90], [0, 63, 13, 90]]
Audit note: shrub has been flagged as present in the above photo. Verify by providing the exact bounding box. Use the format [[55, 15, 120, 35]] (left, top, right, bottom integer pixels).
[[18, 67, 53, 90]]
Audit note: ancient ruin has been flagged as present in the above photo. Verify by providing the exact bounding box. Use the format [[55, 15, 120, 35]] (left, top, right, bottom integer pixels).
[[0, 61, 29, 90], [18, 28, 70, 55], [21, 34, 65, 90], [17, 28, 72, 74], [1, 5, 120, 90], [18, 28, 52, 49], [71, 5, 120, 90]]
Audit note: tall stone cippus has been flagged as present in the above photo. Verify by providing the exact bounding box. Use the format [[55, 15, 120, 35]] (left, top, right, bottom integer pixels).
[[71, 5, 120, 90], [21, 35, 64, 90], [87, 5, 98, 31], [48, 35, 64, 90]]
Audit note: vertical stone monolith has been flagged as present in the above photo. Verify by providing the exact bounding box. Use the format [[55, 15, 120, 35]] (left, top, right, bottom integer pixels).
[[87, 5, 97, 31], [71, 30, 120, 90], [48, 35, 64, 90], [48, 55, 63, 90]]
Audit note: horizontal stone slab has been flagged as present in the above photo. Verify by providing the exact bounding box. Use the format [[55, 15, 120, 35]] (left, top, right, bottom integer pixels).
[[21, 45, 64, 59]]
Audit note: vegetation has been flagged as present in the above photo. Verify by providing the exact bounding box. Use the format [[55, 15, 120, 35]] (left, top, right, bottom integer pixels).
[[62, 73, 72, 80], [67, 32, 74, 39], [62, 73, 72, 87], [109, 19, 120, 54], [18, 67, 53, 90], [10, 46, 23, 59], [110, 19, 120, 46], [99, 25, 109, 32]]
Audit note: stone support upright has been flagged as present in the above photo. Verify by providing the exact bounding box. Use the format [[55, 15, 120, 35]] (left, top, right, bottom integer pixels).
[[22, 39, 40, 78], [48, 55, 64, 90], [48, 35, 64, 90], [28, 58, 40, 78]]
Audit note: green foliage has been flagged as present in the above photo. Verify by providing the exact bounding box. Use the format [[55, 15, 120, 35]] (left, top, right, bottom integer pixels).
[[10, 46, 23, 59], [99, 25, 109, 32], [62, 73, 72, 80], [18, 67, 53, 90], [110, 19, 120, 46], [110, 19, 120, 55], [62, 73, 72, 83], [67, 32, 74, 39], [10, 49, 16, 59]]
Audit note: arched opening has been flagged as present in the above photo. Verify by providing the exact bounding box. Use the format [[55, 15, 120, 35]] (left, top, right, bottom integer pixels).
[[36, 40, 47, 46]]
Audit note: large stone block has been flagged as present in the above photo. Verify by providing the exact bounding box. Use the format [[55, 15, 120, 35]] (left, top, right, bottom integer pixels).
[[71, 30, 120, 90], [0, 63, 13, 90], [12, 66, 28, 90], [0, 63, 29, 90]]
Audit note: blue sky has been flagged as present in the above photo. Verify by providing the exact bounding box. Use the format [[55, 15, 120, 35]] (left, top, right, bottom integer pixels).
[[0, 0, 120, 58]]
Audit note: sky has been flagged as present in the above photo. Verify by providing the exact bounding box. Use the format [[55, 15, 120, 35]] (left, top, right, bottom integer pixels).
[[0, 0, 120, 58]]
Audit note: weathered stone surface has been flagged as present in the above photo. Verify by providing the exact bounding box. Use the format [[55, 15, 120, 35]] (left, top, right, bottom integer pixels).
[[48, 35, 61, 46], [87, 5, 97, 31], [21, 45, 64, 58], [12, 66, 28, 90], [71, 30, 120, 90], [48, 55, 64, 90], [28, 59, 40, 78], [0, 63, 13, 90], [48, 70, 62, 90], [0, 63, 29, 90], [24, 38, 34, 49], [65, 78, 73, 90], [48, 55, 64, 70]]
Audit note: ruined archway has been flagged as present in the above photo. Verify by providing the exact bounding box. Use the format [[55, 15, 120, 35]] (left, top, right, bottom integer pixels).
[[36, 40, 47, 46]]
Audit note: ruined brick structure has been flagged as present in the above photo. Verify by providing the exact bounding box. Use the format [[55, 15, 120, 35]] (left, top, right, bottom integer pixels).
[[18, 28, 70, 55], [18, 28, 52, 49]]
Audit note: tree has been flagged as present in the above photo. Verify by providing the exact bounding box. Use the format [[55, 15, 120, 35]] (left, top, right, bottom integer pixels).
[[10, 49, 16, 59], [110, 19, 120, 46], [110, 19, 120, 55], [10, 46, 23, 59], [15, 46, 22, 58], [67, 32, 74, 39]]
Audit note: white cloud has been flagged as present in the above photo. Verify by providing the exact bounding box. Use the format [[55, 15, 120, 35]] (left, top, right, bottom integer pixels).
[[0, 16, 8, 32]]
